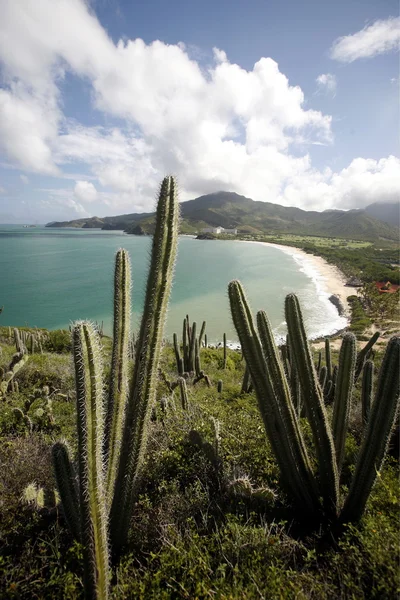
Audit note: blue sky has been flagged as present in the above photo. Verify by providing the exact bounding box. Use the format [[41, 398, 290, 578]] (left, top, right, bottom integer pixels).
[[0, 0, 398, 223]]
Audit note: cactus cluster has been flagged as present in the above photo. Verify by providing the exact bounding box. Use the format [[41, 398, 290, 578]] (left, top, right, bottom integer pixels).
[[173, 316, 206, 375], [52, 176, 179, 599], [229, 280, 399, 524]]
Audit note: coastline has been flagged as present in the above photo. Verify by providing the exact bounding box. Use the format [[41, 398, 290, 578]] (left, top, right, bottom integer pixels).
[[235, 239, 359, 323]]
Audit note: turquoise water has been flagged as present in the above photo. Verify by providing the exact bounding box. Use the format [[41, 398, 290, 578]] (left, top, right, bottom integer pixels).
[[0, 225, 346, 343]]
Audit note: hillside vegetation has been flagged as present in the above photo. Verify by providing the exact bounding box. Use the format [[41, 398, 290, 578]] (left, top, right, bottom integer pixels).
[[46, 193, 400, 242]]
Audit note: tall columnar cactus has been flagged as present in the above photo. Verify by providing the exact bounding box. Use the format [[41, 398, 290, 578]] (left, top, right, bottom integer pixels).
[[361, 360, 374, 425], [72, 322, 110, 599], [104, 249, 131, 504], [188, 321, 197, 373], [285, 294, 339, 516], [340, 335, 400, 523], [52, 176, 180, 598], [223, 333, 227, 369], [195, 339, 201, 377], [331, 333, 356, 474], [110, 175, 179, 551], [228, 281, 319, 514], [229, 280, 399, 526]]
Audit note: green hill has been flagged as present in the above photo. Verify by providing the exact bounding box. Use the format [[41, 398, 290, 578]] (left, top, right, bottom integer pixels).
[[46, 191, 399, 241]]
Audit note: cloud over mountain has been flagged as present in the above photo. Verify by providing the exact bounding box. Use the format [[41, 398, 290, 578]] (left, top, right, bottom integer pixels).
[[0, 0, 398, 218]]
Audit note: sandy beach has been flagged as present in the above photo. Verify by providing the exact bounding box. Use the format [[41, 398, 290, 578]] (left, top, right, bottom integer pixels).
[[236, 239, 359, 320]]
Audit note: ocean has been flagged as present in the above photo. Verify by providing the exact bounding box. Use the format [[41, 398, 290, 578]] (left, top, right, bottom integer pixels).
[[0, 225, 347, 344]]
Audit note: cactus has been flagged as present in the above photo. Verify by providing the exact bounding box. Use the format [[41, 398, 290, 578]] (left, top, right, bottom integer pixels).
[[204, 334, 208, 348], [324, 338, 332, 382], [188, 321, 197, 373], [241, 365, 251, 394], [285, 294, 339, 516], [223, 333, 227, 369], [52, 442, 81, 542], [361, 360, 374, 426], [104, 249, 131, 505], [110, 176, 179, 551], [173, 332, 183, 375], [354, 331, 380, 382], [51, 177, 179, 597], [178, 377, 189, 410], [194, 338, 201, 377], [340, 336, 400, 523], [331, 333, 356, 474], [198, 321, 206, 348], [217, 379, 223, 393], [229, 280, 399, 526], [229, 281, 319, 514], [72, 322, 110, 599]]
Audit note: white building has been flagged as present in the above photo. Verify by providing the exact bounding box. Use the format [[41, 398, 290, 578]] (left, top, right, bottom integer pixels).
[[201, 226, 237, 235]]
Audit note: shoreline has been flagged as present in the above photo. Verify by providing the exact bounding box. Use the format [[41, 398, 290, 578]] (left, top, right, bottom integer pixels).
[[235, 239, 359, 328]]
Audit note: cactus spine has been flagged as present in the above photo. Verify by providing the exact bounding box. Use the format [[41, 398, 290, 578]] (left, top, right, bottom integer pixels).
[[110, 176, 179, 551], [331, 333, 356, 474], [341, 335, 400, 523]]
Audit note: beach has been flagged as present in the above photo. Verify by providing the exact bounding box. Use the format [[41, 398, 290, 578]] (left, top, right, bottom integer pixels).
[[236, 239, 359, 320]]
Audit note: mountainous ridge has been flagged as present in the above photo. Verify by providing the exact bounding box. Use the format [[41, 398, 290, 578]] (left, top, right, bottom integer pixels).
[[46, 192, 400, 241]]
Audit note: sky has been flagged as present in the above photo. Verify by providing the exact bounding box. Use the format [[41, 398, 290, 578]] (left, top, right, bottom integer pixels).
[[0, 0, 399, 223]]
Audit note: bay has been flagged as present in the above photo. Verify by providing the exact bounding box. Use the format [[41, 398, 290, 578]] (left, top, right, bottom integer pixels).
[[0, 225, 346, 343]]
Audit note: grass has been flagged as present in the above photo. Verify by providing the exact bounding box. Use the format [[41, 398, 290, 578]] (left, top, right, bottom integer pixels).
[[0, 329, 399, 598]]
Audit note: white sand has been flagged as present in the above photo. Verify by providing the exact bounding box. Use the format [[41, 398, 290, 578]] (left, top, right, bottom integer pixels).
[[236, 239, 359, 319]]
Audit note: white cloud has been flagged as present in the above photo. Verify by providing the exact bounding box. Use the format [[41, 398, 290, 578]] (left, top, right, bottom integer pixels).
[[20, 174, 29, 184], [74, 180, 98, 203], [331, 17, 400, 63], [0, 0, 398, 217], [316, 73, 337, 96]]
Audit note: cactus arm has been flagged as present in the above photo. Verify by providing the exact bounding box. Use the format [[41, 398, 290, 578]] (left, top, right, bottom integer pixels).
[[325, 338, 332, 382], [228, 281, 319, 513], [354, 331, 380, 383], [198, 321, 206, 348], [256, 310, 318, 504], [318, 366, 328, 391], [331, 333, 356, 476], [188, 321, 197, 372], [73, 322, 109, 599], [52, 442, 81, 542], [105, 249, 131, 506], [195, 338, 201, 377], [183, 318, 189, 371], [285, 294, 339, 517], [173, 333, 183, 374], [110, 176, 179, 552], [361, 360, 374, 426], [178, 377, 189, 410], [223, 333, 227, 369], [340, 336, 400, 523]]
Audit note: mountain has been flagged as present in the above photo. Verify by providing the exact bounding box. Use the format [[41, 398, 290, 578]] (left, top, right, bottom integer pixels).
[[46, 191, 400, 241], [364, 202, 400, 228]]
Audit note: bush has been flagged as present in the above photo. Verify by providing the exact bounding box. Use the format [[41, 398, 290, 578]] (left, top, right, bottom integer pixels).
[[44, 330, 71, 354]]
